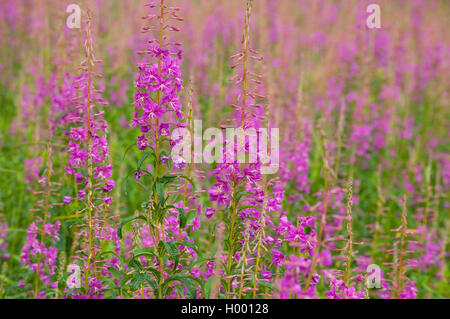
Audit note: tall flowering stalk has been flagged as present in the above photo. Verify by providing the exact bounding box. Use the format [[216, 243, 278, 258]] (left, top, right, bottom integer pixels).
[[209, 0, 291, 299], [305, 120, 334, 290], [176, 75, 194, 242], [13, 6, 83, 297], [119, 1, 204, 299], [393, 195, 408, 298], [65, 12, 115, 297], [344, 177, 353, 286], [251, 66, 278, 298], [30, 143, 57, 298], [18, 47, 74, 299], [251, 173, 268, 298], [377, 194, 417, 299], [224, 0, 255, 291], [208, 0, 265, 298], [134, 0, 183, 298], [371, 164, 386, 258]]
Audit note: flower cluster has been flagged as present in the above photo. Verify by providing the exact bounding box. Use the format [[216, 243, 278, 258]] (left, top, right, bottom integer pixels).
[[65, 19, 114, 204], [20, 217, 60, 297], [325, 278, 365, 299], [132, 3, 184, 154]]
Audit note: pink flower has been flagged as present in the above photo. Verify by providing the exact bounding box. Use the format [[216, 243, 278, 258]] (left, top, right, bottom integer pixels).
[[205, 207, 215, 219], [172, 155, 187, 170], [63, 196, 73, 204]]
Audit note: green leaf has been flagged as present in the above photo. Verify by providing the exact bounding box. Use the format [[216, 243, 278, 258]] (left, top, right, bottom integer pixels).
[[162, 274, 199, 298], [98, 250, 122, 262], [224, 239, 231, 251], [129, 271, 152, 291], [129, 258, 144, 271], [235, 191, 250, 204], [108, 267, 123, 281], [157, 240, 166, 257], [179, 208, 187, 229], [133, 247, 157, 260], [162, 273, 189, 292], [258, 280, 274, 290], [164, 241, 180, 270], [204, 276, 214, 298], [120, 143, 136, 163], [137, 150, 155, 171], [118, 215, 148, 239], [155, 182, 165, 204], [146, 278, 158, 292], [153, 206, 165, 224], [159, 175, 178, 184], [144, 267, 162, 282], [176, 174, 196, 191], [181, 278, 197, 299], [220, 279, 229, 292]]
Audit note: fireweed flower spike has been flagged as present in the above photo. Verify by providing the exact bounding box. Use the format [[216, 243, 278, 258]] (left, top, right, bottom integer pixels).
[[393, 195, 410, 298], [344, 177, 353, 287], [209, 0, 289, 299], [207, 0, 262, 298], [64, 12, 117, 297], [122, 1, 205, 299], [19, 69, 75, 298], [304, 120, 335, 291], [20, 145, 61, 299], [15, 6, 87, 298], [135, 0, 183, 295]]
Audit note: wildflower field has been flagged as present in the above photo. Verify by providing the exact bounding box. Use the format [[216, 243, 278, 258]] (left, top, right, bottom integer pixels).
[[0, 0, 448, 300]]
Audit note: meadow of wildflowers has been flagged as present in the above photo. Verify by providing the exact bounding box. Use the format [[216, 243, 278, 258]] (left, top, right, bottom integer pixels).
[[0, 0, 448, 301]]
